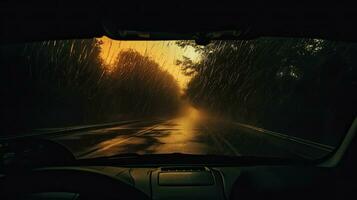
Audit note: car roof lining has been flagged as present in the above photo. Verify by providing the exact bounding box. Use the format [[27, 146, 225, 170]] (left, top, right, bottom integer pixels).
[[1, 2, 357, 43]]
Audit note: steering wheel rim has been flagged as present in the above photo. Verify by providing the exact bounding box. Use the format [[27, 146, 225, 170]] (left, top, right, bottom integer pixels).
[[0, 167, 150, 200]]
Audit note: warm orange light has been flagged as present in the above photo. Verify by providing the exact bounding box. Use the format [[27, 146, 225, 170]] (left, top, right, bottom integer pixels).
[[98, 36, 200, 89]]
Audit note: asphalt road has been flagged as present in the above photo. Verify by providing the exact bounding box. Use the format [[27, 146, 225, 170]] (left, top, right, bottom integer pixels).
[[42, 107, 334, 160]]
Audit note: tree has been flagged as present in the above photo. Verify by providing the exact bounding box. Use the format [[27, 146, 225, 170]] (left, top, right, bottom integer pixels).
[[0, 40, 182, 134], [177, 38, 356, 144], [105, 49, 181, 116], [0, 39, 105, 130]]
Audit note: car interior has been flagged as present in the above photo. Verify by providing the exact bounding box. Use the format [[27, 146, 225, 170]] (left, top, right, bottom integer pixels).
[[0, 1, 356, 200]]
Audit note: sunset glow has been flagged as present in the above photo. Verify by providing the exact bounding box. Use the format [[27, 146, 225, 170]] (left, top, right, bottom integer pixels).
[[98, 36, 200, 89]]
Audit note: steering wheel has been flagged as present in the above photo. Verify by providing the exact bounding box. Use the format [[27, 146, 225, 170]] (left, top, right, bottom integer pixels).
[[0, 167, 150, 200]]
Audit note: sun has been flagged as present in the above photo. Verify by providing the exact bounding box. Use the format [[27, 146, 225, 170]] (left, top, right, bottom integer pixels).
[[180, 45, 201, 62]]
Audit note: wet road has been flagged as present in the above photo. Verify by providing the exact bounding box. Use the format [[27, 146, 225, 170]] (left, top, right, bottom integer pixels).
[[43, 108, 334, 160]]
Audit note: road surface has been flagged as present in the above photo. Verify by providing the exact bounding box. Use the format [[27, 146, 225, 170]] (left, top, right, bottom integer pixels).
[[39, 107, 334, 160]]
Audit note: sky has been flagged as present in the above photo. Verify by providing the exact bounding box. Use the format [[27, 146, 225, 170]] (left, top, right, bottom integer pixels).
[[98, 37, 200, 89]]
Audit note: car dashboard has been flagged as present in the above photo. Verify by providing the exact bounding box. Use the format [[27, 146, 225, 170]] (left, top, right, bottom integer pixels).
[[52, 164, 337, 200], [0, 138, 351, 200]]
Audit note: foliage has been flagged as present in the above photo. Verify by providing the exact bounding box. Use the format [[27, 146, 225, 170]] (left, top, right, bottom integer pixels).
[[106, 49, 181, 116], [178, 38, 356, 143], [0, 40, 181, 132]]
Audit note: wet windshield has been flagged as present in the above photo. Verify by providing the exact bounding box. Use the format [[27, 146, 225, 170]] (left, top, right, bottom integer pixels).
[[0, 37, 356, 160]]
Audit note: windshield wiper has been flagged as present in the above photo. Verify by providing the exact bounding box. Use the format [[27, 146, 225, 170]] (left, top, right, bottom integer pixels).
[[74, 153, 304, 166]]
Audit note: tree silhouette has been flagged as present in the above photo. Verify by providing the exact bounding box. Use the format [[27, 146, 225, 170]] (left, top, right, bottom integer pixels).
[[0, 40, 182, 133], [177, 38, 356, 145]]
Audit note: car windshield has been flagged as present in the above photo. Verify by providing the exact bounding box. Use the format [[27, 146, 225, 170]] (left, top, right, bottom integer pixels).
[[0, 37, 356, 160]]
